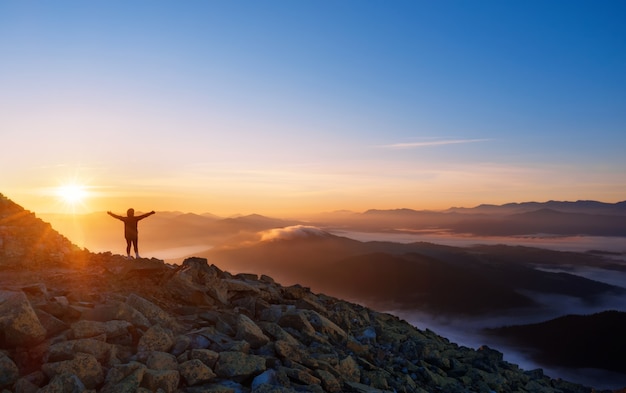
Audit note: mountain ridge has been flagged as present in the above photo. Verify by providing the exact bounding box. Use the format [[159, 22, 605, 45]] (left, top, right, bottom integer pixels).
[[0, 193, 622, 392]]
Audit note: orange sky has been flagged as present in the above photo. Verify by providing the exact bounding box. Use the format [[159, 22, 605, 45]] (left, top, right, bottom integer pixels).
[[5, 159, 624, 218]]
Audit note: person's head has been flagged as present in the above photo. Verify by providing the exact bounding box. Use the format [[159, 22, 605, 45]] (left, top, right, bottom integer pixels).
[[127, 208, 135, 217]]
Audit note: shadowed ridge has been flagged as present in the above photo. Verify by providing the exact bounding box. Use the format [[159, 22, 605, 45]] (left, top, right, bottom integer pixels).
[[0, 193, 86, 268], [487, 310, 626, 374]]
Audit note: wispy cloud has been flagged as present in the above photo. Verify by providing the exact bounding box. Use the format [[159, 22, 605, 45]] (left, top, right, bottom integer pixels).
[[379, 138, 492, 149]]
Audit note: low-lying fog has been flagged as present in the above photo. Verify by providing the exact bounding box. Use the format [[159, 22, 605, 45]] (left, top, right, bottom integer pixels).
[[333, 230, 626, 254], [334, 231, 626, 389]]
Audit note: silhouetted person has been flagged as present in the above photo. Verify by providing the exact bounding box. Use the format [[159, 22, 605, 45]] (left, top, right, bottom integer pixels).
[[107, 208, 155, 259]]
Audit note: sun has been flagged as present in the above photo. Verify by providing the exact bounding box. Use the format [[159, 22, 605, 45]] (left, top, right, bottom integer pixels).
[[56, 183, 88, 206]]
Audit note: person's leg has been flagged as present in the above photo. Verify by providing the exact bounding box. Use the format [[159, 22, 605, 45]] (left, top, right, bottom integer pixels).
[[125, 239, 131, 258], [132, 239, 140, 258]]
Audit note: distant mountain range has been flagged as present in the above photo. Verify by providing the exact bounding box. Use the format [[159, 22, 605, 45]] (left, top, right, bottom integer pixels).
[[445, 200, 626, 215], [312, 200, 626, 236]]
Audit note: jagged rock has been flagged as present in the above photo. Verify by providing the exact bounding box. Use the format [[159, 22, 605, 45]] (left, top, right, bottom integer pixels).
[[0, 290, 47, 347], [165, 268, 217, 307], [101, 365, 145, 393], [13, 377, 39, 393], [34, 309, 68, 338], [113, 302, 151, 330], [274, 339, 306, 363], [223, 278, 261, 300], [146, 351, 178, 370], [117, 258, 171, 278], [38, 297, 82, 323], [259, 304, 286, 322], [41, 352, 104, 389], [39, 372, 86, 393], [188, 329, 212, 350], [314, 369, 342, 393], [179, 358, 217, 385], [71, 319, 132, 340], [171, 334, 191, 356], [46, 337, 113, 364], [303, 309, 347, 342], [259, 322, 300, 346], [346, 336, 370, 355], [126, 294, 180, 332], [357, 326, 377, 343], [296, 295, 328, 314], [278, 310, 316, 338], [214, 351, 266, 379], [141, 369, 180, 393], [235, 313, 270, 349], [362, 369, 392, 390], [0, 351, 19, 388], [137, 325, 174, 355], [168, 258, 229, 306], [102, 361, 146, 391], [251, 369, 278, 390], [198, 310, 236, 336], [190, 348, 219, 369], [20, 283, 49, 304], [284, 366, 322, 386], [336, 355, 361, 383], [282, 284, 311, 300]]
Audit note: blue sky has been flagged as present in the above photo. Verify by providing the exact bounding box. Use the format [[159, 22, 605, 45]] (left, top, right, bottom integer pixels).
[[1, 1, 625, 215]]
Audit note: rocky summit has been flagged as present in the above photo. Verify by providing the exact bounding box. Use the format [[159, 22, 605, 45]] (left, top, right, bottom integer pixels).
[[0, 194, 614, 393]]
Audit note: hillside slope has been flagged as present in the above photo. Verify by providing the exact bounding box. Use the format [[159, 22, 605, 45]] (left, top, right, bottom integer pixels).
[[0, 193, 619, 392]]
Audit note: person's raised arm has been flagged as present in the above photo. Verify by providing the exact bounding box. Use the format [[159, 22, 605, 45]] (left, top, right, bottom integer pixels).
[[107, 211, 124, 220], [137, 211, 156, 220]]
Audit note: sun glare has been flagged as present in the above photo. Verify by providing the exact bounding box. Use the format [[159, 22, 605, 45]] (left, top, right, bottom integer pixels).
[[56, 183, 88, 206]]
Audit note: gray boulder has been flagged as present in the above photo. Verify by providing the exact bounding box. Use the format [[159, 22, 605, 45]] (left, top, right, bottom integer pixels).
[[38, 373, 86, 393], [0, 290, 46, 347], [235, 314, 270, 349], [214, 351, 266, 379], [137, 325, 174, 355], [41, 352, 104, 389], [179, 358, 216, 386], [126, 294, 180, 332], [141, 369, 180, 393], [190, 348, 219, 369], [146, 351, 178, 370]]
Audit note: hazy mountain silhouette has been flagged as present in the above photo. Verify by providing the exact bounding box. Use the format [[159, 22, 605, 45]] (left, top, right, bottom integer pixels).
[[451, 208, 626, 236], [309, 200, 626, 237], [217, 213, 301, 232], [487, 310, 626, 374], [446, 200, 626, 216], [198, 231, 625, 316], [203, 232, 367, 284]]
